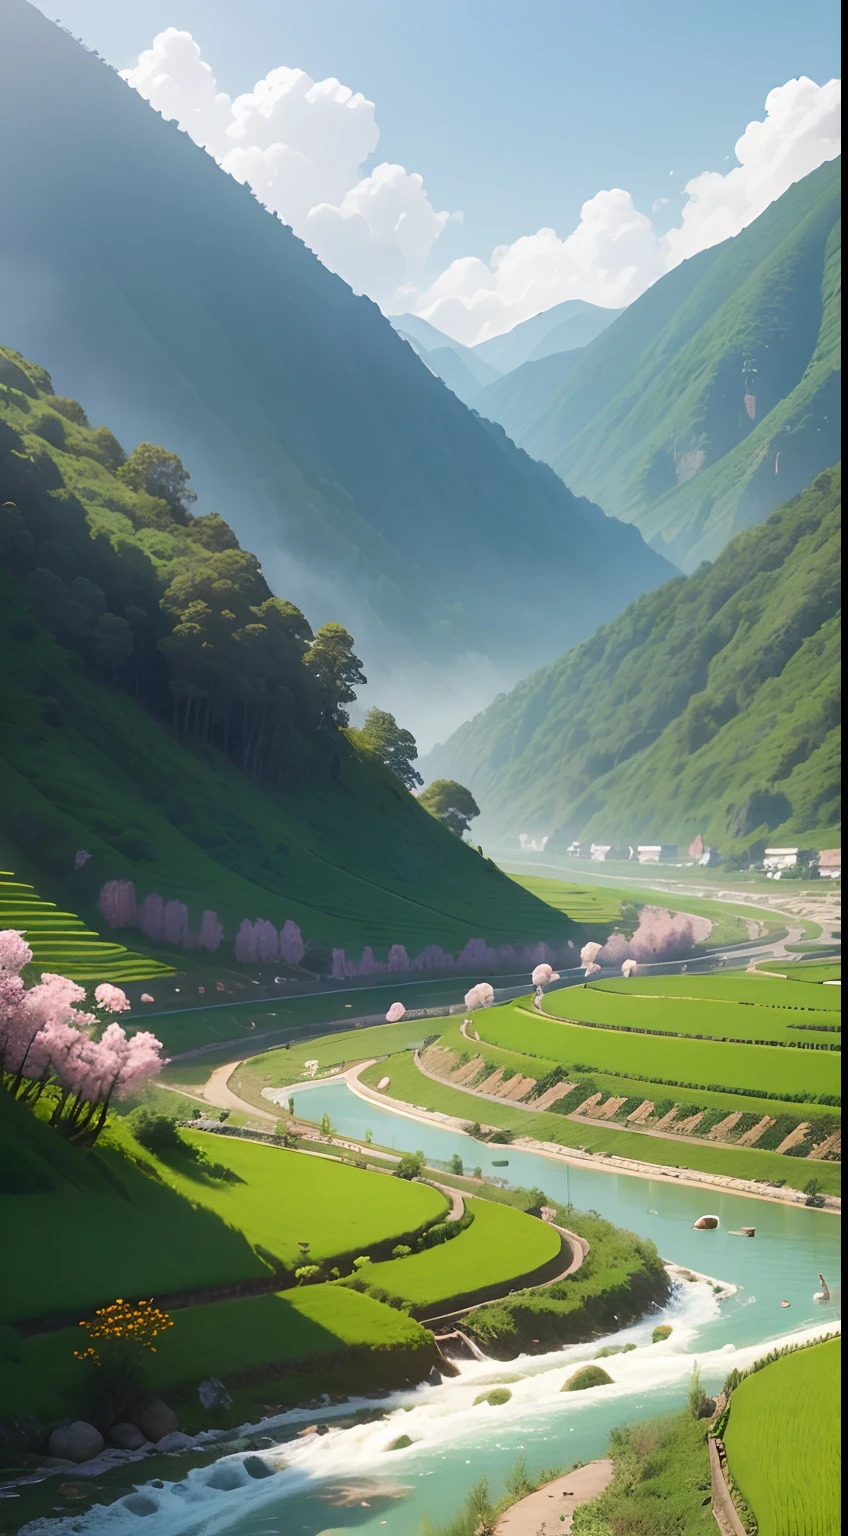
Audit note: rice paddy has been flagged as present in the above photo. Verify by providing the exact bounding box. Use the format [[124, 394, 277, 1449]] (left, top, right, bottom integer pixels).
[[0, 870, 172, 983], [724, 1338, 841, 1536]]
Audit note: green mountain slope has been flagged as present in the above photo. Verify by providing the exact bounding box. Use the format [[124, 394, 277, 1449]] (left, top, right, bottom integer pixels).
[[0, 1, 672, 741], [423, 468, 841, 853], [475, 160, 841, 570], [0, 346, 573, 963]]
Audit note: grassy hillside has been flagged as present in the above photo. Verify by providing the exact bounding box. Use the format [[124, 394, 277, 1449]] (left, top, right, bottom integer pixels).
[[0, 0, 672, 738], [424, 469, 840, 853], [0, 349, 577, 964], [476, 159, 840, 569]]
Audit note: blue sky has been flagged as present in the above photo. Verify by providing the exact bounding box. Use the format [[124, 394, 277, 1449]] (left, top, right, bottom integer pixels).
[[34, 0, 841, 340], [35, 0, 840, 252]]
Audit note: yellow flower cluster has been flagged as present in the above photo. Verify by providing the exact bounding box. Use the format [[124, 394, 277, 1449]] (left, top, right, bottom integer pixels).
[[74, 1298, 174, 1365]]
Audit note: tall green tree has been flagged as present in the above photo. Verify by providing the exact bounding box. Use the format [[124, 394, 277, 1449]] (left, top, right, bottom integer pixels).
[[355, 708, 423, 790], [117, 442, 197, 520], [305, 623, 366, 727], [418, 779, 480, 837]]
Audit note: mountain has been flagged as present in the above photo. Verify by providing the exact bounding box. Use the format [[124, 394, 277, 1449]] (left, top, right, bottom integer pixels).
[[472, 300, 622, 372], [0, 344, 576, 962], [0, 3, 673, 748], [475, 160, 841, 571], [423, 468, 841, 855], [393, 329, 501, 405]]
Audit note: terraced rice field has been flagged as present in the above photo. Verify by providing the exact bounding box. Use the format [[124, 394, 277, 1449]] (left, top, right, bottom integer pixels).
[[542, 981, 838, 1043], [428, 1020, 842, 1127], [506, 875, 624, 925], [0, 871, 172, 982], [766, 962, 841, 984], [724, 1338, 840, 1536], [346, 1196, 561, 1313], [592, 975, 841, 1010], [478, 1005, 840, 1101]]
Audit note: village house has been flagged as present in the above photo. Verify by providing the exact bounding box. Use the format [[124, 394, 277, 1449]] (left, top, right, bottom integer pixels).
[[817, 849, 841, 879], [637, 844, 678, 864], [763, 847, 799, 872]]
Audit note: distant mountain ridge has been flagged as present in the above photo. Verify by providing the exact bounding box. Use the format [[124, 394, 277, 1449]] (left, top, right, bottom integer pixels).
[[391, 300, 621, 405], [473, 159, 841, 570], [0, 0, 672, 743], [423, 468, 841, 855]]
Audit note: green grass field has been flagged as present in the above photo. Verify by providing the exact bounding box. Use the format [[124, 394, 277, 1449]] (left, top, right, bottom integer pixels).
[[0, 1284, 431, 1422], [347, 1197, 561, 1314], [724, 1338, 840, 1536], [169, 1133, 447, 1267], [482, 1004, 840, 1101], [224, 1018, 435, 1104], [358, 1051, 841, 1194], [763, 962, 841, 984], [0, 1091, 446, 1325], [0, 870, 172, 984]]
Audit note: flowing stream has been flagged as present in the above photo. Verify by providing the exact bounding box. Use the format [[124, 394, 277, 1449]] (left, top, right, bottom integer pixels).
[[33, 1081, 841, 1536]]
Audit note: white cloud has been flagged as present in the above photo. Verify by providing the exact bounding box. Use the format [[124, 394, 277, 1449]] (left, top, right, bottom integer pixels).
[[121, 29, 446, 307], [410, 76, 840, 343], [122, 40, 840, 347]]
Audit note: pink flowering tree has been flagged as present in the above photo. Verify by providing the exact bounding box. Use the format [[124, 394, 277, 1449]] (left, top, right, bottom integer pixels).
[[97, 881, 137, 929], [198, 910, 224, 954], [464, 982, 495, 1010], [0, 932, 163, 1143], [386, 1002, 406, 1022], [531, 963, 560, 988], [279, 921, 305, 966]]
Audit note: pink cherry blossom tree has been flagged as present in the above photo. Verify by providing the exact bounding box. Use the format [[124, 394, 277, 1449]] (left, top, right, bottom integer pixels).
[[279, 921, 305, 966], [386, 1002, 406, 1022], [198, 910, 224, 953], [97, 881, 137, 929]]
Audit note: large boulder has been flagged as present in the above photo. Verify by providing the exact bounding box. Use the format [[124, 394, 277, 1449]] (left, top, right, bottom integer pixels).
[[48, 1422, 105, 1463], [109, 1423, 148, 1451], [131, 1399, 178, 1442], [197, 1378, 233, 1413], [155, 1431, 196, 1453]]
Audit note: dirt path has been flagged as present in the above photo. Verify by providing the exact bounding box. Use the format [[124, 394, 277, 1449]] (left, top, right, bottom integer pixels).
[[203, 1060, 278, 1121], [495, 1460, 613, 1534]]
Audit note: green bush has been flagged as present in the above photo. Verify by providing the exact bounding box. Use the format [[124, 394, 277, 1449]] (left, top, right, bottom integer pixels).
[[392, 1245, 412, 1259], [394, 1151, 425, 1180], [295, 1265, 322, 1285], [563, 1364, 613, 1392], [352, 1255, 372, 1271], [652, 1324, 673, 1343], [473, 1387, 512, 1407]]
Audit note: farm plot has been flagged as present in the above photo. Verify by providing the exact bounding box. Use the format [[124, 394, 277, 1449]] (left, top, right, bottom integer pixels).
[[345, 1197, 562, 1314], [478, 1005, 840, 1102], [724, 1338, 840, 1536]]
